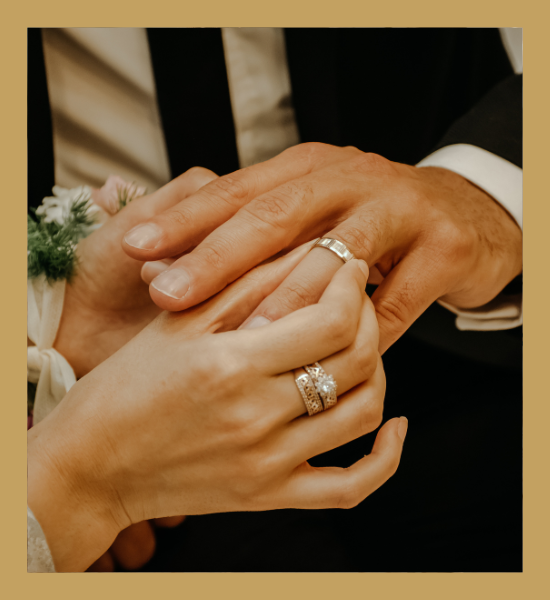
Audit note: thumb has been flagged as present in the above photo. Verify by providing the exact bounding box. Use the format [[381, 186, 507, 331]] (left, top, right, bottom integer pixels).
[[371, 252, 443, 354]]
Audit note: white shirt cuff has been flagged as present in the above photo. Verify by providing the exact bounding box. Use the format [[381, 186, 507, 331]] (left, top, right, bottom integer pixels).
[[416, 144, 523, 332]]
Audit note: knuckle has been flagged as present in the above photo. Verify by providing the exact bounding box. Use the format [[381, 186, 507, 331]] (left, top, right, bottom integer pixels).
[[341, 145, 363, 157], [235, 416, 266, 447], [192, 344, 246, 398], [323, 310, 356, 348], [195, 235, 241, 274], [301, 141, 326, 153], [220, 403, 272, 451], [334, 478, 362, 510], [223, 407, 264, 447], [274, 280, 315, 314], [215, 349, 247, 389], [186, 166, 209, 176], [356, 392, 384, 438], [375, 292, 410, 331], [282, 142, 332, 171], [367, 402, 384, 433], [198, 244, 228, 271], [296, 141, 329, 160], [232, 449, 278, 496], [185, 166, 214, 181], [183, 166, 218, 190], [347, 152, 394, 176], [244, 181, 306, 230], [435, 221, 469, 260], [336, 225, 374, 258], [204, 175, 250, 208], [163, 207, 192, 229], [351, 338, 378, 382], [404, 185, 425, 211]]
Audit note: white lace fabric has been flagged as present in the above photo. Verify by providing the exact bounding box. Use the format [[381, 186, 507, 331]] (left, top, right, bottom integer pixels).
[[27, 507, 56, 572]]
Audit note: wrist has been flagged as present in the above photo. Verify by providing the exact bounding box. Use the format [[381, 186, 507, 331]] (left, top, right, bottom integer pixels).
[[27, 400, 129, 571], [420, 166, 522, 292], [52, 282, 93, 379], [416, 144, 523, 231]]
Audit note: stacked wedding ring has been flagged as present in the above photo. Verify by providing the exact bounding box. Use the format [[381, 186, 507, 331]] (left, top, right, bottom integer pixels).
[[294, 362, 338, 416], [311, 237, 355, 263], [294, 370, 324, 416], [304, 362, 338, 410]]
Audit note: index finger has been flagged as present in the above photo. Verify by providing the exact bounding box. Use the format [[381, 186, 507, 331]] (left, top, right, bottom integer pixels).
[[146, 168, 356, 311], [121, 143, 350, 262], [233, 259, 369, 375]]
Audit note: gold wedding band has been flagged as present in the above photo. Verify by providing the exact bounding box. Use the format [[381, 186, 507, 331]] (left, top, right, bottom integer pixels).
[[294, 362, 338, 416], [294, 369, 324, 416], [311, 237, 355, 263]]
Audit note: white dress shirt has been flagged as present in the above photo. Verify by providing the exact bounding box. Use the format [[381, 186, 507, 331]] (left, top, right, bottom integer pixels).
[[41, 27, 523, 331]]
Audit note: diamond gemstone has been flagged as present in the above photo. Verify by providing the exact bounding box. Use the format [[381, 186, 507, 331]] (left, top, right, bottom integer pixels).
[[316, 374, 336, 395]]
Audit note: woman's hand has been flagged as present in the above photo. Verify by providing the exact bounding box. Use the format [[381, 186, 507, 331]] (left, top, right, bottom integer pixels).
[[49, 168, 218, 570], [28, 257, 407, 572], [53, 167, 218, 379]]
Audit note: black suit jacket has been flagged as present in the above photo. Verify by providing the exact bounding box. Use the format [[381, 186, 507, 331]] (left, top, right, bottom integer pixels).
[[146, 28, 522, 179], [28, 28, 522, 366], [29, 27, 521, 209]]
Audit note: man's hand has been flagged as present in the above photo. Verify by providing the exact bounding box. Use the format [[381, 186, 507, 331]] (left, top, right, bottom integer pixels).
[[122, 143, 522, 353]]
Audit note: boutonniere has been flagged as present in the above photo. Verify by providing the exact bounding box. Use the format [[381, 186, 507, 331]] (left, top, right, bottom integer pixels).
[[28, 176, 146, 282], [27, 176, 147, 429]]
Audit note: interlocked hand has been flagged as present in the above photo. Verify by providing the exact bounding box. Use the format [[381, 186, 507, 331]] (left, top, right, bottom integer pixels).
[[122, 143, 522, 353]]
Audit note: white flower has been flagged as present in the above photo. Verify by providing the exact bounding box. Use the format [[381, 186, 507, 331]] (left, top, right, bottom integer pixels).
[[36, 185, 94, 225]]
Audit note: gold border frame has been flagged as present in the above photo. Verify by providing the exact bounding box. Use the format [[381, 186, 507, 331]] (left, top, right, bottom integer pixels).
[[3, 2, 544, 597]]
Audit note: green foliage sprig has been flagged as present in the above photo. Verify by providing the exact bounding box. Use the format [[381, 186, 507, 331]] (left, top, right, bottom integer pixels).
[[28, 181, 143, 283], [28, 191, 97, 282]]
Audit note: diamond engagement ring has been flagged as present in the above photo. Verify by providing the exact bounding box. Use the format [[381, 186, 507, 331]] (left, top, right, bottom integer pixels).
[[304, 362, 338, 410], [311, 237, 355, 263], [294, 362, 338, 416]]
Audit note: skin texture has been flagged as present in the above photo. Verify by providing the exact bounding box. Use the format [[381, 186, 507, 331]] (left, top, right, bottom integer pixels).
[[28, 258, 407, 572], [50, 167, 313, 571], [122, 143, 522, 353], [50, 167, 220, 570], [54, 167, 218, 379]]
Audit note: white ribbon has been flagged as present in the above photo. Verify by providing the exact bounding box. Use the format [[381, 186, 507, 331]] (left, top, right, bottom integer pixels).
[[28, 275, 76, 425]]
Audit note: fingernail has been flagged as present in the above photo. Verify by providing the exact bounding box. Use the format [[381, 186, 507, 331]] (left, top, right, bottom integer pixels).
[[151, 268, 191, 299], [356, 259, 369, 279], [397, 416, 408, 441], [142, 260, 171, 283], [242, 315, 271, 330], [124, 223, 162, 250]]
